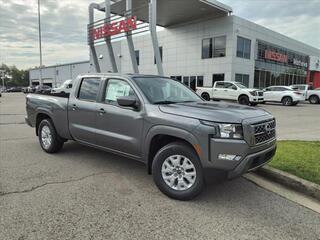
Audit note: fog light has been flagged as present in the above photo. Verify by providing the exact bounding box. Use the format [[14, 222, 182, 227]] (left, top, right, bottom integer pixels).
[[218, 154, 241, 161]]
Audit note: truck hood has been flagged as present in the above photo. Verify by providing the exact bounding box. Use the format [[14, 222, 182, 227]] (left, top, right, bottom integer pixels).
[[159, 101, 271, 123]]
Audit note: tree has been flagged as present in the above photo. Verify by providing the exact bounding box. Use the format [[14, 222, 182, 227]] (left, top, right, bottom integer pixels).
[[0, 64, 29, 87]]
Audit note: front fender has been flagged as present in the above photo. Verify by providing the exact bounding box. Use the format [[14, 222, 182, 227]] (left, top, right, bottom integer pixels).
[[143, 125, 200, 165]]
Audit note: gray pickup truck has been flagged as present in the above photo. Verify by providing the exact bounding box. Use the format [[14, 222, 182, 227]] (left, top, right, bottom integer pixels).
[[26, 74, 276, 200]]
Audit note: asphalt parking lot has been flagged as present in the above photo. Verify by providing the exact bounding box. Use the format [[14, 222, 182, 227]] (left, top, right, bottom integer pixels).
[[1, 93, 320, 240]]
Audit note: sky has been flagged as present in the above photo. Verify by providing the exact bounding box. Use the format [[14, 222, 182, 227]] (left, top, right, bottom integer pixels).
[[0, 0, 319, 70]]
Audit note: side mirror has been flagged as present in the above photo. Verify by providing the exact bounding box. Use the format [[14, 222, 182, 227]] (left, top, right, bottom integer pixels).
[[67, 84, 72, 89], [117, 96, 139, 109], [232, 86, 237, 90]]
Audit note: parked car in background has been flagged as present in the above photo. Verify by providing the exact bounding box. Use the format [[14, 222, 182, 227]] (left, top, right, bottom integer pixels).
[[51, 79, 73, 94], [306, 88, 320, 104], [6, 87, 22, 92], [25, 74, 276, 200], [196, 81, 264, 106], [262, 86, 304, 106], [35, 85, 52, 94], [290, 84, 314, 100], [27, 86, 37, 93]]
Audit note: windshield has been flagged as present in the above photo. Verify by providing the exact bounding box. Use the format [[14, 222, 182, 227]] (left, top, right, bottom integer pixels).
[[133, 77, 202, 104], [234, 82, 247, 89]]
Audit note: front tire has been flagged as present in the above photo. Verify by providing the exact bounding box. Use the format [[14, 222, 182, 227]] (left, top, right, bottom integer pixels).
[[38, 119, 64, 153], [309, 95, 320, 104], [238, 95, 250, 105], [152, 142, 204, 200], [201, 92, 210, 101], [282, 96, 293, 106]]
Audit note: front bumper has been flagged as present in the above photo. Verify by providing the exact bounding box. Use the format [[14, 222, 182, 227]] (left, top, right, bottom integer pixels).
[[25, 116, 32, 127], [227, 144, 276, 179], [249, 96, 264, 102]]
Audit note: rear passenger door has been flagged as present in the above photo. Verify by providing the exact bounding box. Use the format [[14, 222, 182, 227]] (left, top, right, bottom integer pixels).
[[68, 77, 101, 144]]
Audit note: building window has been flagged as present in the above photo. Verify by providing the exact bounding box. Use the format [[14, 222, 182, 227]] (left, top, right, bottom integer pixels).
[[197, 76, 204, 87], [170, 76, 182, 82], [214, 36, 226, 57], [212, 74, 225, 86], [135, 50, 140, 66], [237, 36, 251, 59], [183, 76, 189, 87], [235, 74, 250, 87], [202, 36, 226, 59], [154, 46, 163, 64], [202, 38, 212, 59]]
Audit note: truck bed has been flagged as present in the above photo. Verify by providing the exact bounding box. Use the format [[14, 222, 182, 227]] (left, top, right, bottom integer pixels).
[[26, 93, 71, 139]]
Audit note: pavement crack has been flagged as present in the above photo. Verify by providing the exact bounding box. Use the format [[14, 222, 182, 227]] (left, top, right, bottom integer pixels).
[[0, 122, 26, 125], [0, 171, 113, 197]]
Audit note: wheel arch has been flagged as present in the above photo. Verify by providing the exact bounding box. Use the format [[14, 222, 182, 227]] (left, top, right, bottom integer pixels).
[[35, 110, 53, 136], [281, 95, 293, 102], [238, 94, 249, 101], [144, 126, 200, 174]]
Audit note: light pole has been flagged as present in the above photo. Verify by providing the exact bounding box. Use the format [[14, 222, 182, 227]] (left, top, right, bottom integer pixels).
[[0, 70, 5, 90], [37, 0, 43, 86]]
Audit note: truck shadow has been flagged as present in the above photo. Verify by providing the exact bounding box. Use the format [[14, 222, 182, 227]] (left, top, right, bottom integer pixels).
[[59, 141, 266, 204]]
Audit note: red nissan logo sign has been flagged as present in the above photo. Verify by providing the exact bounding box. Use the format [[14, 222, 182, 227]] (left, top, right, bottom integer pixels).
[[264, 50, 288, 63], [90, 16, 137, 41]]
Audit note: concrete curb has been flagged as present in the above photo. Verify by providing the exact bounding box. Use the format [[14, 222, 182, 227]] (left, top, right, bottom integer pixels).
[[257, 165, 320, 201]]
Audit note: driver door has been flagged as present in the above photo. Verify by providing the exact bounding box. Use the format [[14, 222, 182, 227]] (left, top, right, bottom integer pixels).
[[95, 78, 144, 159]]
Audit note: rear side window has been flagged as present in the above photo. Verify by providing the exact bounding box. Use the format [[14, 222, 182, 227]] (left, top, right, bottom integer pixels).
[[78, 78, 100, 101]]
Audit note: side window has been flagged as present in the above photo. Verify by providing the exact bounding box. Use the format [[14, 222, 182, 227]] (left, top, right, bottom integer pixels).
[[215, 82, 224, 88], [224, 82, 235, 89], [104, 79, 135, 103], [78, 78, 100, 101]]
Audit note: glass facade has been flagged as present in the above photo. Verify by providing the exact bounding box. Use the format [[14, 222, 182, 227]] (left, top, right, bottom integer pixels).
[[170, 76, 204, 90], [202, 36, 226, 59], [254, 40, 308, 89]]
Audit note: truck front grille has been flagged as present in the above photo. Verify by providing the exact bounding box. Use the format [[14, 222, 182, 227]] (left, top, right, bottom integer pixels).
[[252, 119, 276, 145]]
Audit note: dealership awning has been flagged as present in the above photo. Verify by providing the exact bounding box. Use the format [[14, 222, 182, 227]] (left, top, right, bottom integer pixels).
[[99, 0, 232, 27]]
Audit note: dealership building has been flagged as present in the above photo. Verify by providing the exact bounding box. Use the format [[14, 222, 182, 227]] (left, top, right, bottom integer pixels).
[[29, 0, 320, 90]]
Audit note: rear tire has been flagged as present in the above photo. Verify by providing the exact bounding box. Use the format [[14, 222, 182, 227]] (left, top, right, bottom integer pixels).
[[38, 119, 64, 153], [282, 96, 293, 106], [238, 95, 250, 105], [152, 142, 204, 200], [309, 95, 320, 104], [201, 92, 210, 101]]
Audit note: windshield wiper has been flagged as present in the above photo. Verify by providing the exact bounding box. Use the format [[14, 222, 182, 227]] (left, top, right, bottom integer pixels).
[[153, 101, 177, 105]]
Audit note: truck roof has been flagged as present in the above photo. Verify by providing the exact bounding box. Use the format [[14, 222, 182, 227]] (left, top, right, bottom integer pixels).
[[78, 73, 165, 79]]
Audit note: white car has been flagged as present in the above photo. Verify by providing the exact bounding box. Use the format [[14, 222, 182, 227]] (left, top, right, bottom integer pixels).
[[51, 80, 73, 94], [290, 84, 314, 100], [263, 86, 304, 106], [196, 81, 264, 106], [307, 89, 320, 104]]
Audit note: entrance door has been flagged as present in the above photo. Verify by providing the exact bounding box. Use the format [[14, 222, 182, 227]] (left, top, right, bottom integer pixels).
[[190, 76, 196, 91], [95, 78, 143, 158]]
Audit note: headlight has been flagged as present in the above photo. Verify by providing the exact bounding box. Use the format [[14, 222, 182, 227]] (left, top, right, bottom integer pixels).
[[218, 123, 243, 139], [249, 91, 256, 96], [200, 121, 243, 139]]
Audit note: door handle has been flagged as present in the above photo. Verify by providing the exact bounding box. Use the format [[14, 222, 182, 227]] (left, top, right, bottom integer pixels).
[[98, 108, 106, 115], [72, 104, 77, 111], [224, 89, 228, 91]]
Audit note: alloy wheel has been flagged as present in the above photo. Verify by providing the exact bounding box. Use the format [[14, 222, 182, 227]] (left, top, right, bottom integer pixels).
[[161, 155, 197, 191]]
